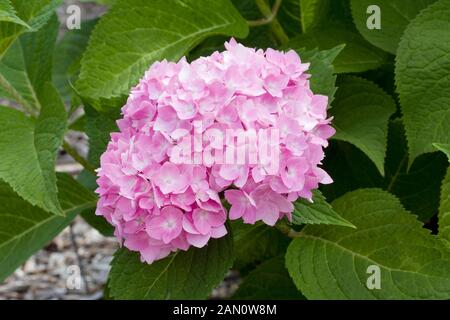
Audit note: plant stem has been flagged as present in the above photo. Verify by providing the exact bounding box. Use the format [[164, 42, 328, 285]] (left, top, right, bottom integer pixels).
[[253, 0, 289, 46], [62, 139, 96, 175]]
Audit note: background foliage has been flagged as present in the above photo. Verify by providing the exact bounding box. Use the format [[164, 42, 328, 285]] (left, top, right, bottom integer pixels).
[[0, 0, 449, 300]]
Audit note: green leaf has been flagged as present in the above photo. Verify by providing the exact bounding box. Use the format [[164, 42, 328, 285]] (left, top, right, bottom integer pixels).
[[76, 0, 249, 107], [300, 0, 353, 32], [396, 0, 450, 164], [300, 0, 331, 33], [0, 0, 62, 58], [324, 119, 447, 221], [191, 37, 339, 97], [68, 115, 86, 132], [321, 140, 384, 201], [80, 207, 114, 237], [108, 234, 234, 299], [351, 0, 437, 54], [233, 255, 304, 299], [70, 105, 117, 236], [384, 120, 448, 221], [0, 83, 67, 215], [331, 76, 396, 175], [286, 188, 450, 299], [77, 169, 114, 237], [0, 14, 58, 112], [439, 168, 450, 242], [288, 45, 343, 107], [0, 173, 97, 282], [277, 0, 302, 36], [53, 19, 98, 101], [288, 23, 388, 73], [0, 0, 30, 27], [293, 190, 354, 228], [231, 220, 290, 269], [433, 143, 450, 162], [85, 105, 119, 166]]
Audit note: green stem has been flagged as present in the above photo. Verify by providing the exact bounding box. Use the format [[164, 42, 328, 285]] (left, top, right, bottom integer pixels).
[[254, 0, 289, 46], [62, 139, 96, 175], [276, 220, 302, 238]]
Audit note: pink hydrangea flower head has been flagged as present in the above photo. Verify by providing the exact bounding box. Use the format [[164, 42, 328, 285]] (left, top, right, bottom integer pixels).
[[95, 39, 334, 264]]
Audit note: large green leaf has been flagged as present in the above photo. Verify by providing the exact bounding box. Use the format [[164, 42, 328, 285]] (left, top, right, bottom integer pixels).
[[288, 23, 388, 73], [0, 0, 61, 58], [439, 168, 450, 242], [76, 0, 249, 107], [231, 220, 290, 269], [0, 173, 97, 282], [351, 0, 436, 54], [0, 14, 58, 112], [0, 83, 67, 215], [434, 144, 450, 162], [331, 76, 396, 175], [233, 255, 304, 299], [292, 190, 354, 228], [384, 120, 448, 221], [286, 188, 450, 299], [108, 234, 234, 299], [53, 19, 98, 101], [396, 0, 450, 164]]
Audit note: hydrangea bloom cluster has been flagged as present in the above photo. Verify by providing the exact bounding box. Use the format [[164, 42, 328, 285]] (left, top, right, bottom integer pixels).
[[95, 39, 334, 264]]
